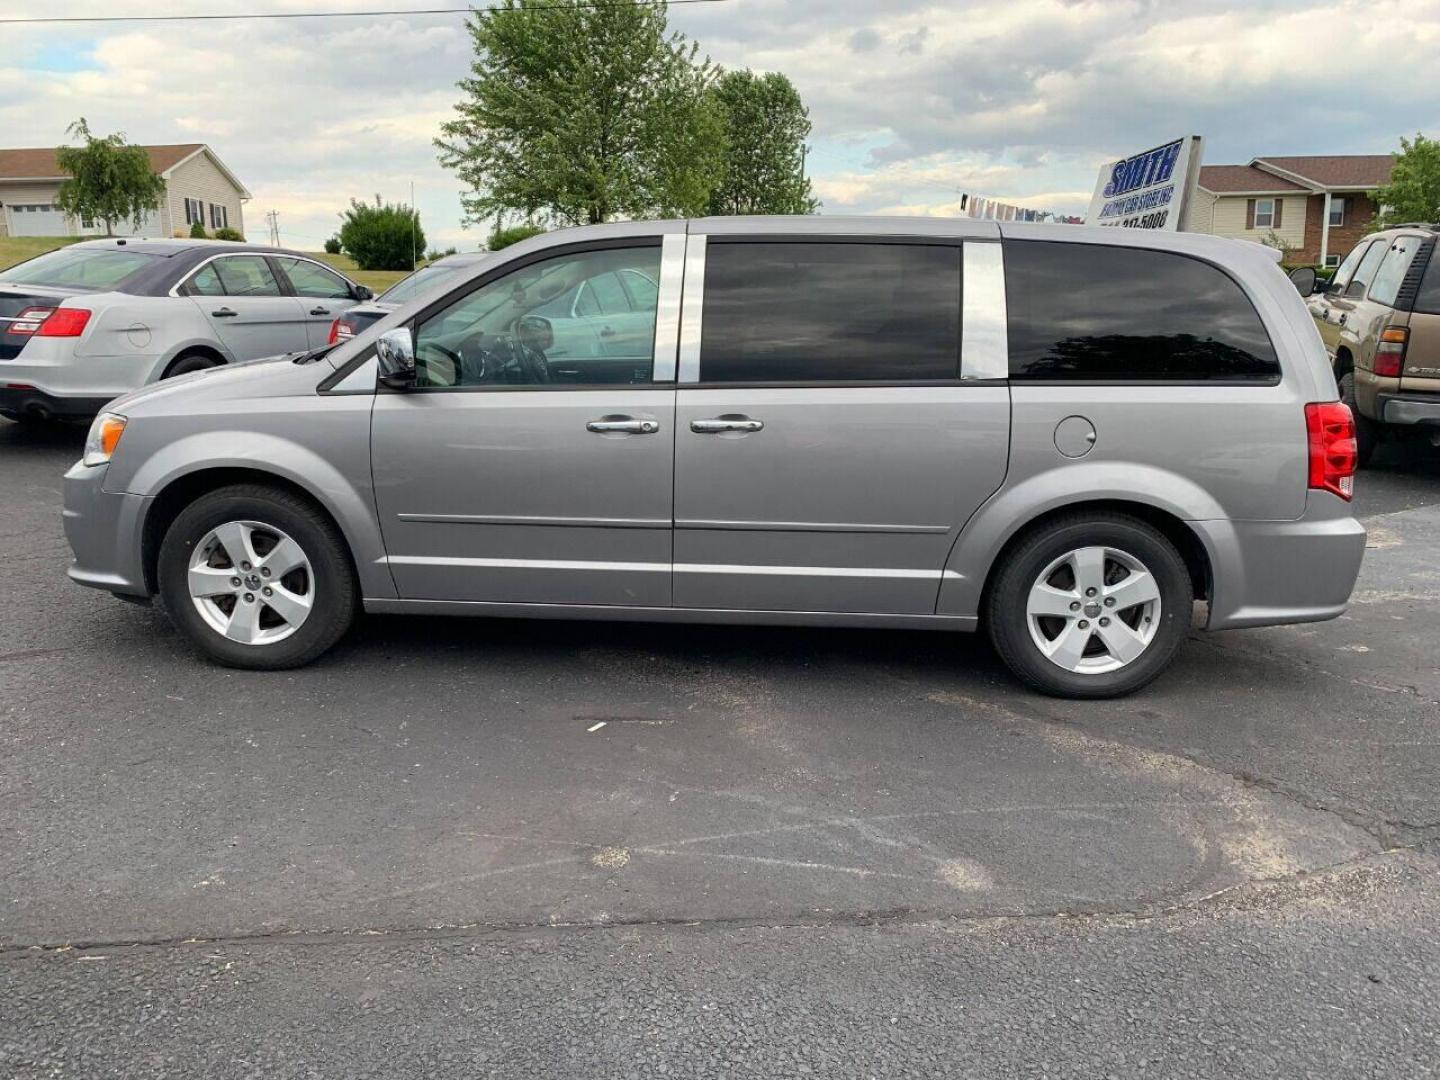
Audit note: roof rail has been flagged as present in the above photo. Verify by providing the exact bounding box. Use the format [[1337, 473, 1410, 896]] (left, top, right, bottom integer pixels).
[[1386, 222, 1440, 231]]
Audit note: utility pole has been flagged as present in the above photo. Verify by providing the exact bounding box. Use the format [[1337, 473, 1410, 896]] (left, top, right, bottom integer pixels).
[[264, 209, 280, 246]]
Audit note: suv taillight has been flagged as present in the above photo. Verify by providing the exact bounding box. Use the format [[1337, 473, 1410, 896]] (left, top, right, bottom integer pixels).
[[1305, 401, 1357, 500], [1373, 325, 1408, 378], [7, 306, 91, 337], [328, 318, 356, 345]]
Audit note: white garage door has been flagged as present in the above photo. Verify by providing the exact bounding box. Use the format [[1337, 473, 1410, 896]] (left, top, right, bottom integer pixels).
[[7, 203, 71, 237]]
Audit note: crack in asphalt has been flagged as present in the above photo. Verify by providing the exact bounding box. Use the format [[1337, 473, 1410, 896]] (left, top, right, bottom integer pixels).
[[2, 842, 1431, 963]]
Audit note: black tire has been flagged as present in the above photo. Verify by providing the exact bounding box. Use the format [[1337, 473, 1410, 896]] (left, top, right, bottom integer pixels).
[[157, 484, 358, 669], [985, 512, 1193, 699], [1339, 372, 1378, 468], [164, 351, 221, 378]]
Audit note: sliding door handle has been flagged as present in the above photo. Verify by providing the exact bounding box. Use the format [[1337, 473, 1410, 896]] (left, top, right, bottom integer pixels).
[[587, 418, 659, 435], [691, 417, 763, 434]]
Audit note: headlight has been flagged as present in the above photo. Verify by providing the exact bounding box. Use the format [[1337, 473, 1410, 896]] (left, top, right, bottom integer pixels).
[[82, 412, 127, 468]]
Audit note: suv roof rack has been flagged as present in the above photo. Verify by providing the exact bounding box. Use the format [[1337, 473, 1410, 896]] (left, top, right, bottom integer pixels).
[[1386, 222, 1440, 231]]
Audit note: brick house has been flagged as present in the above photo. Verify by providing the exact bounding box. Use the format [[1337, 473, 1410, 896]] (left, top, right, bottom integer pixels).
[[0, 143, 250, 240], [1185, 155, 1395, 266]]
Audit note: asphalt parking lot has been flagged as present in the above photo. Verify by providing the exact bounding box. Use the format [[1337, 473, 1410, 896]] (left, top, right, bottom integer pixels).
[[3, 419, 1438, 1079]]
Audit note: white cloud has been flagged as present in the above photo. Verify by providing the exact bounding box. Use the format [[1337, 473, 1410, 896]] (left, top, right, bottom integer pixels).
[[0, 0, 1437, 248]]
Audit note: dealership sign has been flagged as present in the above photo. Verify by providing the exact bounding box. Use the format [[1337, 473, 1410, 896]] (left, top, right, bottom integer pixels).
[[1086, 136, 1204, 230]]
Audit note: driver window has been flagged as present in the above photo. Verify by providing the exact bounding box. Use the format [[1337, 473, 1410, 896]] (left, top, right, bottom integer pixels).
[[413, 246, 663, 389]]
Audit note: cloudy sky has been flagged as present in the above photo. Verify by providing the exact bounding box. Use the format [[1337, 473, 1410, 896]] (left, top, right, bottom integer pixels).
[[2, 0, 1437, 251]]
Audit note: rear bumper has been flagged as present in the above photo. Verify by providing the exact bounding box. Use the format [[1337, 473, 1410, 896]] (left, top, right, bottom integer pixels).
[[1196, 492, 1366, 631], [0, 385, 113, 419], [1, 336, 162, 412], [62, 460, 151, 597], [1377, 393, 1440, 426]]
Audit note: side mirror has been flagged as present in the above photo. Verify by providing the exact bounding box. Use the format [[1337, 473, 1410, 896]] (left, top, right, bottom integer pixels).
[[375, 327, 416, 389], [353, 284, 375, 301], [1288, 266, 1316, 296]]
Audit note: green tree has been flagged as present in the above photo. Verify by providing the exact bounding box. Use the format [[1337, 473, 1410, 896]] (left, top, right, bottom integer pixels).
[[338, 197, 425, 271], [53, 119, 166, 237], [436, 0, 725, 226], [488, 222, 545, 250], [708, 70, 818, 216], [1375, 134, 1440, 227]]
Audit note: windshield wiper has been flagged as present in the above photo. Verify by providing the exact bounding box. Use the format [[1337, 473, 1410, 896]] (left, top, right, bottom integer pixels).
[[291, 343, 340, 365]]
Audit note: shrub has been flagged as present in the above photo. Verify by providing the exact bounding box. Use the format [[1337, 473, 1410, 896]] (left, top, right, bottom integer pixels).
[[323, 236, 341, 255], [487, 223, 545, 250], [337, 196, 425, 271], [188, 220, 207, 239], [213, 226, 244, 242]]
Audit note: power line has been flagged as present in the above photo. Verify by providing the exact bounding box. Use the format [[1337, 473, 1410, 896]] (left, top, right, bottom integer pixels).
[[0, 0, 729, 26]]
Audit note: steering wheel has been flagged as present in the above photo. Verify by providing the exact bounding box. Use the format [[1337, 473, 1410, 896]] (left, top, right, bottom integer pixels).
[[516, 339, 551, 384]]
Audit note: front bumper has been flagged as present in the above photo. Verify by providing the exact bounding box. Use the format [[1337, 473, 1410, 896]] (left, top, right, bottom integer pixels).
[[1377, 393, 1440, 427], [1196, 491, 1366, 631], [62, 460, 152, 597]]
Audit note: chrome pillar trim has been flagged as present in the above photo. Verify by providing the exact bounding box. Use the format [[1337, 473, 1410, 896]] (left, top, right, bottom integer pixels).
[[677, 233, 707, 384], [961, 241, 1009, 381], [651, 233, 686, 382]]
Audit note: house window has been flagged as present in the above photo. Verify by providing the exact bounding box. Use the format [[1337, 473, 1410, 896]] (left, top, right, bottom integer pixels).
[[184, 198, 204, 226], [209, 203, 227, 229], [1253, 199, 1275, 228], [1328, 198, 1346, 227], [1324, 254, 1340, 268]]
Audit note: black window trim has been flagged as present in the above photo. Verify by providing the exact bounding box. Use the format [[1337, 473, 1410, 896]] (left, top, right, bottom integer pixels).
[[320, 236, 666, 394], [1002, 237, 1285, 388]]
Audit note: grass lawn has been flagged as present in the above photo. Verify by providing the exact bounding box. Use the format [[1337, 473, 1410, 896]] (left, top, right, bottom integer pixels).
[[0, 236, 85, 271], [0, 236, 413, 293]]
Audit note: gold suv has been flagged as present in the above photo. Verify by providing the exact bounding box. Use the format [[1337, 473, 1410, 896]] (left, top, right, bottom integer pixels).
[[1292, 223, 1440, 465]]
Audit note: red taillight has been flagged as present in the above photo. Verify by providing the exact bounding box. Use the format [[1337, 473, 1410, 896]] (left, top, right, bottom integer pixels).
[[1373, 325, 1407, 378], [37, 308, 91, 337], [6, 306, 90, 337], [1305, 401, 1357, 500], [327, 318, 355, 345]]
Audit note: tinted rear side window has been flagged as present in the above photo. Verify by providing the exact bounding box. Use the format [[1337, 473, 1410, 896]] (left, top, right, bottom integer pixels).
[[1415, 246, 1440, 316], [1005, 241, 1280, 382], [700, 242, 960, 383]]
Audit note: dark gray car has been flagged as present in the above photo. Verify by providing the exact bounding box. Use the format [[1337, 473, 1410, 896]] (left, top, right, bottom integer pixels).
[[60, 217, 1365, 697]]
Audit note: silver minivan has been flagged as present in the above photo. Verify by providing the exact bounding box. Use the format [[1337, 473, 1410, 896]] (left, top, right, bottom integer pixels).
[[61, 217, 1366, 697]]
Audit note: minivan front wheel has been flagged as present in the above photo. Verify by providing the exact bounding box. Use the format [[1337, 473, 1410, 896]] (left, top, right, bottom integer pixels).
[[986, 513, 1192, 698], [158, 485, 358, 669]]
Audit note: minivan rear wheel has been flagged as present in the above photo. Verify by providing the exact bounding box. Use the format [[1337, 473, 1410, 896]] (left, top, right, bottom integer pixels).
[[986, 513, 1192, 698], [157, 484, 358, 669]]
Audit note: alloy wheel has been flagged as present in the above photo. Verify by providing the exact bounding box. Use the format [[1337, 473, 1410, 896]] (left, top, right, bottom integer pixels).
[[187, 520, 315, 645], [1025, 545, 1162, 674]]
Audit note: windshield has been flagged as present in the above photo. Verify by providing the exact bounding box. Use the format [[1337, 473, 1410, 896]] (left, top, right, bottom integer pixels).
[[378, 262, 465, 305], [0, 246, 157, 291]]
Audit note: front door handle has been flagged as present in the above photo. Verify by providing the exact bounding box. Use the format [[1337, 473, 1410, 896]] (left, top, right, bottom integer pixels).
[[211, 307, 237, 318], [587, 418, 659, 435], [691, 417, 764, 434], [309, 306, 330, 316], [599, 326, 616, 338]]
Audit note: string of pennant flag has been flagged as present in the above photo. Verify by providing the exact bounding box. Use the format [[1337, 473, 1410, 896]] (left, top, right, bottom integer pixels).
[[955, 193, 1083, 224]]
